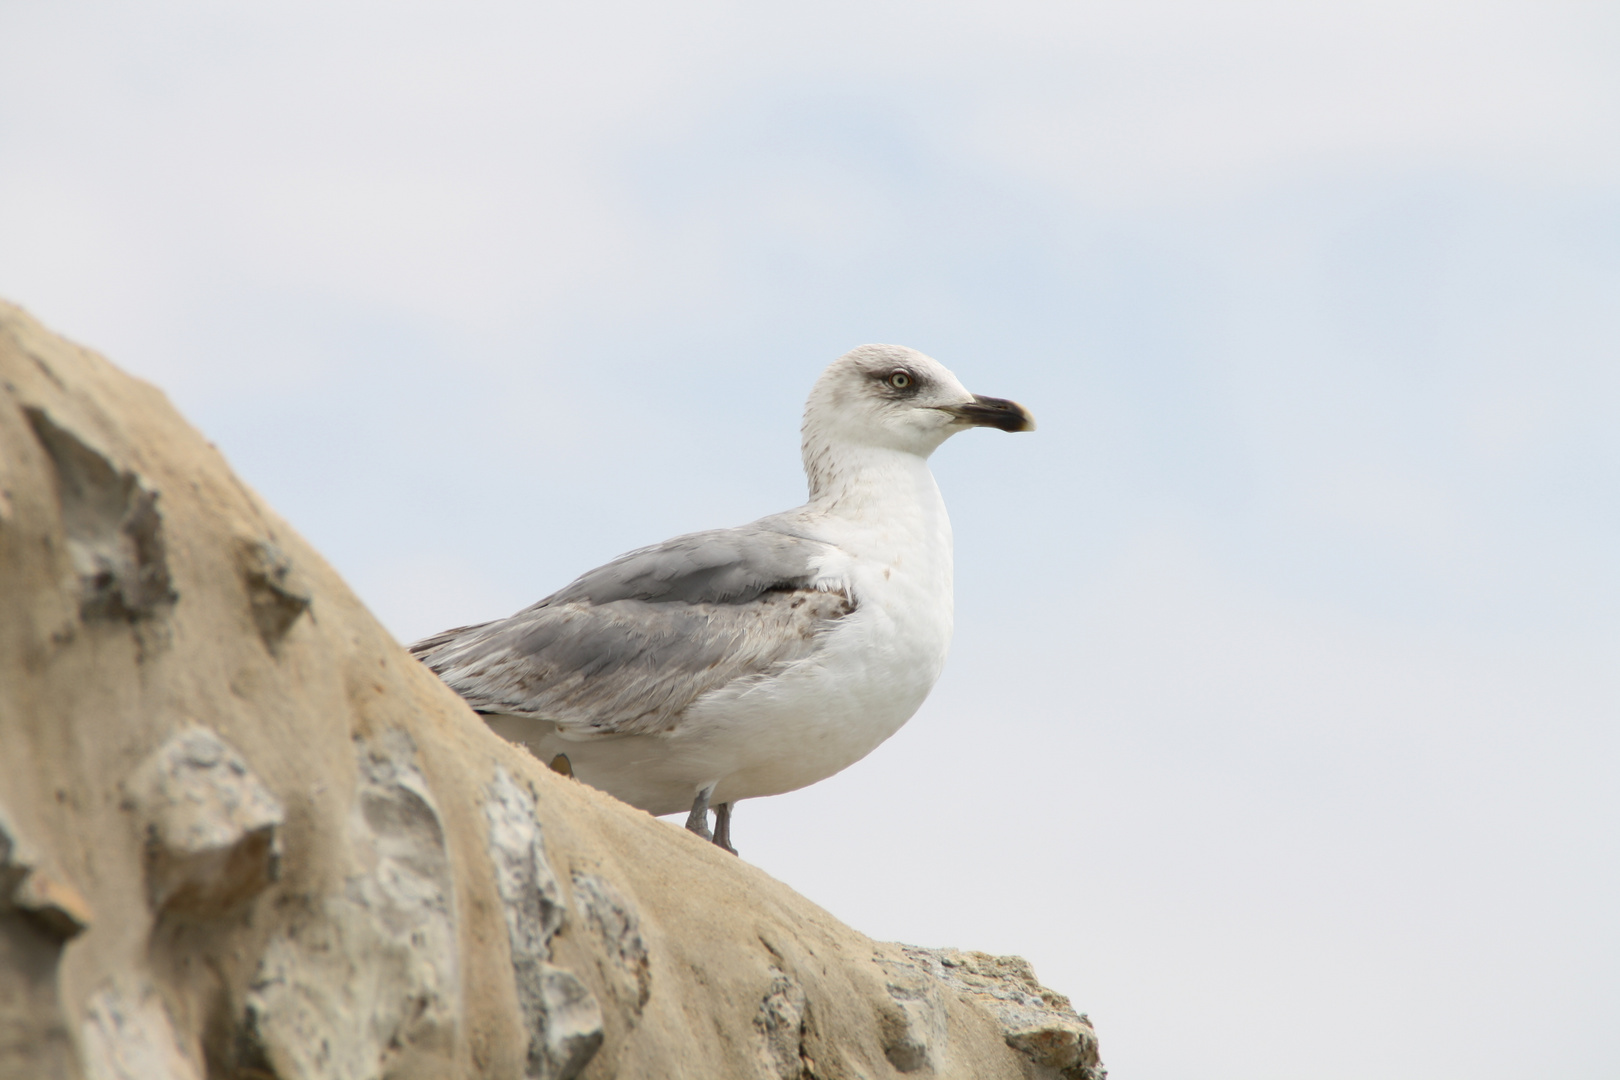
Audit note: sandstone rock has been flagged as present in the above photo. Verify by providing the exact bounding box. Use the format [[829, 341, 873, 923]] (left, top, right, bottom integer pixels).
[[568, 872, 650, 1020], [2, 808, 92, 943], [0, 299, 1103, 1080], [874, 951, 949, 1072], [23, 405, 175, 623], [80, 982, 198, 1080], [123, 727, 284, 914], [0, 807, 84, 1080], [235, 731, 462, 1080], [10, 870, 92, 942], [233, 537, 311, 651], [753, 969, 809, 1080], [896, 947, 1105, 1080], [485, 767, 603, 1080]]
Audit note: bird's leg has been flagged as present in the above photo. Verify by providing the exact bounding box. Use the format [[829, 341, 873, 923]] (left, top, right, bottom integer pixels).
[[684, 783, 715, 842], [712, 801, 737, 855]]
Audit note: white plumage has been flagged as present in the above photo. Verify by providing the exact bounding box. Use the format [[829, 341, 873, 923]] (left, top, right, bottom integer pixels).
[[411, 344, 1033, 851]]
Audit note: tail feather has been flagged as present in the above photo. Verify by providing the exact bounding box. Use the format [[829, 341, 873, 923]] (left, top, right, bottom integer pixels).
[[407, 622, 492, 663]]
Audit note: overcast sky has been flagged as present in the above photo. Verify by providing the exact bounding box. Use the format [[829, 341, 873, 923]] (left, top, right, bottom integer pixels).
[[3, 3, 1618, 1077]]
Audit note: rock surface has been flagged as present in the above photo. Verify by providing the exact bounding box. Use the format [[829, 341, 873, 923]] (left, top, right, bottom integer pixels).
[[0, 299, 1104, 1080]]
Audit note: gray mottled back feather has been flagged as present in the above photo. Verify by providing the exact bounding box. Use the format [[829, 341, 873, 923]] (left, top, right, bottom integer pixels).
[[545, 522, 826, 605], [408, 522, 854, 737]]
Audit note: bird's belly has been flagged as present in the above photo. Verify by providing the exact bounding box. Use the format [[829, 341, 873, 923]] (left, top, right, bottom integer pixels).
[[687, 588, 951, 803]]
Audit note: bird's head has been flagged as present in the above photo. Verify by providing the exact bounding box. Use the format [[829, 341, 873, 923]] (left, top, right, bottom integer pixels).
[[801, 344, 1035, 464]]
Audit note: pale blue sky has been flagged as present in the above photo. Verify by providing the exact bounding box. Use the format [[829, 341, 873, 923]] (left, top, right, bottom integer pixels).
[[3, 3, 1617, 1077]]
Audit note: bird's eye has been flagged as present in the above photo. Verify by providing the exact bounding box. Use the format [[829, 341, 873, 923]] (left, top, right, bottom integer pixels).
[[888, 371, 913, 390]]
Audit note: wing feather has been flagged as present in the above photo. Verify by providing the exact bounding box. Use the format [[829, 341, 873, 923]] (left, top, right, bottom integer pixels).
[[408, 524, 853, 737]]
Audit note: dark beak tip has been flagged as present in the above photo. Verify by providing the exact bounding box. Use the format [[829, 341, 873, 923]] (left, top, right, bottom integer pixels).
[[960, 394, 1036, 433], [1005, 401, 1036, 433]]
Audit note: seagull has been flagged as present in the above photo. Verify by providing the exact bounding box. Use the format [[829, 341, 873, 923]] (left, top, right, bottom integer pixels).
[[409, 345, 1034, 853]]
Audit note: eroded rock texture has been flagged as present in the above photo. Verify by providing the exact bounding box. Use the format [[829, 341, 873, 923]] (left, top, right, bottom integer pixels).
[[753, 969, 809, 1080], [24, 405, 174, 623], [80, 982, 196, 1080], [233, 538, 310, 651], [485, 768, 602, 1080], [568, 872, 649, 1022], [896, 948, 1105, 1080], [123, 727, 284, 914], [875, 951, 950, 1073], [0, 807, 87, 1080], [0, 300, 1103, 1080], [236, 732, 461, 1080]]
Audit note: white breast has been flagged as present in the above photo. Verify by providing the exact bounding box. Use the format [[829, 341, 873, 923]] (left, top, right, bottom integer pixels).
[[679, 453, 956, 803]]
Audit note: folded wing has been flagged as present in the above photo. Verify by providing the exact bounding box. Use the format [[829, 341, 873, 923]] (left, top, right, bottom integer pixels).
[[408, 524, 854, 738]]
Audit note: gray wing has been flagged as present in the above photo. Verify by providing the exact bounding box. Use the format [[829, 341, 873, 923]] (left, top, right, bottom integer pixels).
[[407, 524, 854, 738]]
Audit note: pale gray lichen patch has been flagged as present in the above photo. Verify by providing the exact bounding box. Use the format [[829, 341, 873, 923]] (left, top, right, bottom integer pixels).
[[484, 767, 602, 1080]]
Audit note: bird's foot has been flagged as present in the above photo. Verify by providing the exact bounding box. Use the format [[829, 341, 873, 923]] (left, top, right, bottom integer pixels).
[[684, 783, 715, 842], [683, 786, 737, 854], [713, 801, 738, 856]]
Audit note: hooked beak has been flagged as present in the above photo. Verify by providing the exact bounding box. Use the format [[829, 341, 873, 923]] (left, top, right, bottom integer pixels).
[[939, 394, 1036, 433]]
